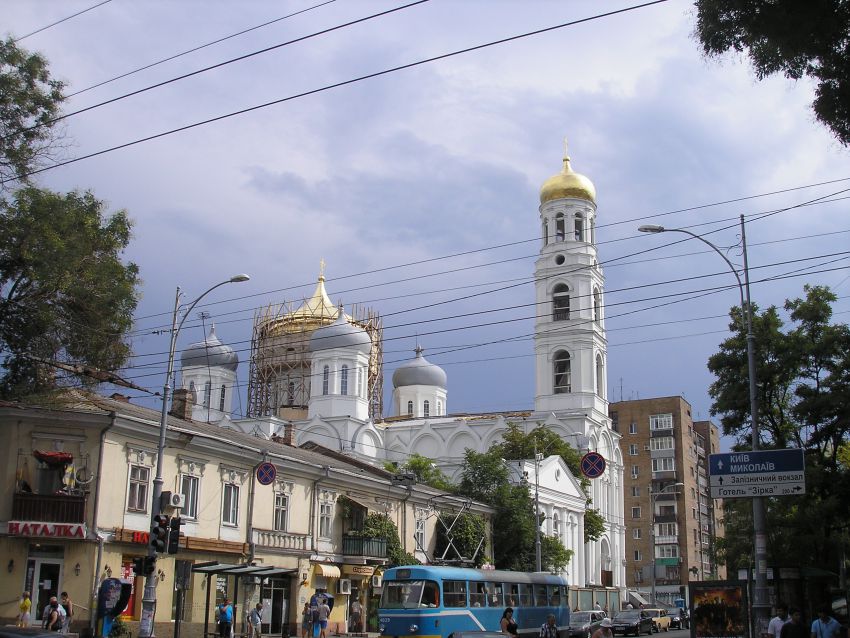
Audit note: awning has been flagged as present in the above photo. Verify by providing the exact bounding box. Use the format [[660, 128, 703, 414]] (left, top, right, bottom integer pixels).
[[345, 496, 372, 511], [33, 450, 73, 466], [314, 564, 341, 578], [191, 562, 296, 577]]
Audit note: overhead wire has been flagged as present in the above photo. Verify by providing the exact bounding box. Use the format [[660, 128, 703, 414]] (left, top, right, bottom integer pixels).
[[12, 0, 112, 42]]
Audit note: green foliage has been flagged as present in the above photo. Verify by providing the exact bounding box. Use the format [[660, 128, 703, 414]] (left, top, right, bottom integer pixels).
[[384, 453, 453, 491], [583, 508, 606, 543], [358, 512, 420, 567], [707, 285, 850, 569], [434, 511, 487, 566], [695, 0, 850, 146], [0, 186, 140, 398], [108, 618, 131, 638], [540, 535, 573, 572], [499, 422, 588, 488], [0, 37, 66, 189]]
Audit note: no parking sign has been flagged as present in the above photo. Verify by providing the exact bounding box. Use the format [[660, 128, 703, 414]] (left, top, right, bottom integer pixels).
[[580, 451, 606, 479]]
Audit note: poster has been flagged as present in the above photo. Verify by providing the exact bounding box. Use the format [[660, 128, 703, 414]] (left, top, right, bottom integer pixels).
[[689, 581, 749, 638]]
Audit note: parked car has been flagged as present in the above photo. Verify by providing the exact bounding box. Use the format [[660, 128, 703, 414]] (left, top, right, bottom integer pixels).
[[569, 611, 607, 638], [665, 607, 689, 629], [612, 611, 654, 636], [642, 609, 671, 632]]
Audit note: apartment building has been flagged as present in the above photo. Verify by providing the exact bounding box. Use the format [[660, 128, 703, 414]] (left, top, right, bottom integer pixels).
[[608, 397, 725, 605]]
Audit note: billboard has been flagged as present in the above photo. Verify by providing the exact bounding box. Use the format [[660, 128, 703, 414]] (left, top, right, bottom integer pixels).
[[689, 581, 749, 638]]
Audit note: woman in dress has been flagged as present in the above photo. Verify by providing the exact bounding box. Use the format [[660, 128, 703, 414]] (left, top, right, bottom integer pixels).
[[501, 608, 519, 638]]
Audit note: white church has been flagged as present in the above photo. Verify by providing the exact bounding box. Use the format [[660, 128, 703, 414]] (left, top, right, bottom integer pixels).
[[180, 146, 626, 592]]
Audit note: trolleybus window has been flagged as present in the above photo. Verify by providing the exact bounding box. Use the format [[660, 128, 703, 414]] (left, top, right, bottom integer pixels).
[[470, 582, 489, 607], [534, 584, 549, 606], [443, 580, 467, 608], [380, 580, 438, 609], [518, 583, 533, 607], [488, 582, 504, 607]]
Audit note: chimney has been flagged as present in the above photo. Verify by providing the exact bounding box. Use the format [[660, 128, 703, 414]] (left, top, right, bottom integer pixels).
[[110, 393, 130, 403], [281, 421, 296, 446], [170, 388, 194, 420]]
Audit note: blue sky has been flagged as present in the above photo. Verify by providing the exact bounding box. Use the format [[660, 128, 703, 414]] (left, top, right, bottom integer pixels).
[[5, 0, 849, 449]]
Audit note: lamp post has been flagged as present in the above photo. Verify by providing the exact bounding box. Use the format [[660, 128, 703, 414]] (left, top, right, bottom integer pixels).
[[139, 274, 250, 638], [639, 217, 768, 631], [650, 482, 684, 607]]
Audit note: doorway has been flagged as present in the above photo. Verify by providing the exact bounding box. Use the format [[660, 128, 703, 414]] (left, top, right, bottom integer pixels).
[[260, 577, 291, 636], [27, 558, 63, 621]]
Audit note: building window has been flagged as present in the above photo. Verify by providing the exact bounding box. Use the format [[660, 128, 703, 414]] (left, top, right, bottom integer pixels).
[[274, 492, 289, 531], [595, 353, 605, 397], [555, 213, 565, 241], [657, 522, 677, 536], [553, 350, 571, 393], [553, 513, 561, 537], [222, 483, 239, 525], [552, 284, 570, 321], [629, 422, 637, 434], [574, 214, 584, 241], [593, 287, 602, 324], [629, 444, 638, 456], [634, 550, 642, 561], [542, 219, 549, 247], [590, 218, 596, 244], [631, 486, 640, 497], [692, 508, 697, 520], [631, 507, 641, 519], [632, 465, 639, 478], [650, 413, 673, 430], [356, 369, 363, 398], [219, 385, 226, 411], [660, 505, 676, 517], [341, 365, 349, 395], [319, 501, 333, 538], [203, 381, 212, 409], [633, 528, 642, 539], [423, 400, 430, 417], [651, 436, 675, 450], [406, 401, 414, 416], [415, 517, 425, 550], [322, 365, 329, 395], [127, 465, 150, 513], [188, 381, 196, 403], [652, 457, 676, 472], [657, 544, 679, 558], [437, 400, 442, 416], [180, 474, 199, 519]]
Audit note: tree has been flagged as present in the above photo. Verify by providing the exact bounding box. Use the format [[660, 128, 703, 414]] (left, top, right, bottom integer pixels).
[[433, 511, 487, 566], [0, 37, 66, 190], [384, 453, 453, 491], [356, 512, 419, 567], [694, 1, 850, 146], [0, 187, 140, 398]]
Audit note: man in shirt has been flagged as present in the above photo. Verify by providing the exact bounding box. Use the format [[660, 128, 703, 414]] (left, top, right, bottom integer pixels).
[[781, 608, 808, 638], [218, 598, 233, 638], [540, 613, 558, 638], [248, 603, 263, 638], [41, 597, 66, 632], [810, 605, 841, 638], [317, 596, 331, 638], [768, 603, 790, 638]]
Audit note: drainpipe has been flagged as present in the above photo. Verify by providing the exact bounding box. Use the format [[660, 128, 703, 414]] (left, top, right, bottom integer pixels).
[[400, 487, 412, 555], [310, 467, 330, 553], [91, 412, 117, 634]]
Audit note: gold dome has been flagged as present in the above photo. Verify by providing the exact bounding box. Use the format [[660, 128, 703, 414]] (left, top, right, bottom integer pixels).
[[540, 154, 596, 205]]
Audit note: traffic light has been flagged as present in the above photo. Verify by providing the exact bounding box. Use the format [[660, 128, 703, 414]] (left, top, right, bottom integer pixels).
[[167, 516, 182, 554], [150, 514, 170, 553], [144, 555, 156, 576], [132, 557, 145, 576]]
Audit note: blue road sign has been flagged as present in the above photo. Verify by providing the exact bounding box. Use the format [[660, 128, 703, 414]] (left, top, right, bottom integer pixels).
[[256, 462, 277, 486], [580, 451, 606, 479], [708, 449, 805, 498]]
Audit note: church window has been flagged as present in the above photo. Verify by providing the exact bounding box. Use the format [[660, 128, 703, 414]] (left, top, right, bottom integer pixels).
[[596, 354, 605, 398], [574, 214, 584, 241], [341, 365, 349, 395], [555, 213, 565, 241], [437, 400, 442, 416], [424, 400, 430, 417], [189, 381, 196, 404], [590, 217, 596, 244], [407, 401, 414, 416], [553, 513, 560, 537], [553, 350, 571, 394], [356, 368, 363, 398], [219, 385, 226, 411], [287, 381, 295, 406], [554, 254, 565, 265], [593, 287, 602, 324], [203, 381, 212, 408], [552, 284, 570, 321], [322, 365, 329, 395], [542, 219, 549, 247]]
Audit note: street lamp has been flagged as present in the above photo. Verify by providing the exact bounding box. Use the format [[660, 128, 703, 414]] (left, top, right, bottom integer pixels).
[[139, 274, 250, 638], [650, 482, 684, 606], [639, 218, 768, 631]]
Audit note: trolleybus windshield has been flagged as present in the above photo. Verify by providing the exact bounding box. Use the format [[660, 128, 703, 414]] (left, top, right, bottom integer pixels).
[[379, 580, 440, 609]]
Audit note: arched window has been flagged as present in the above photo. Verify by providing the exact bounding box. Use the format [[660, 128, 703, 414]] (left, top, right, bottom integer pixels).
[[424, 400, 430, 418], [553, 512, 561, 537], [356, 368, 363, 398], [553, 350, 571, 394], [188, 381, 196, 404], [407, 401, 414, 416], [596, 354, 605, 398], [590, 217, 596, 244], [203, 381, 212, 408], [552, 284, 570, 321], [219, 385, 226, 411], [555, 213, 565, 241], [341, 364, 349, 395], [287, 381, 295, 406], [542, 219, 549, 247], [322, 365, 329, 395], [593, 287, 602, 324], [574, 213, 584, 241], [437, 400, 442, 416]]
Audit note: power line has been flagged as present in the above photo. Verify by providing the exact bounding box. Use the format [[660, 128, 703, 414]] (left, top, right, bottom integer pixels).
[[13, 0, 112, 42], [3, 0, 670, 184]]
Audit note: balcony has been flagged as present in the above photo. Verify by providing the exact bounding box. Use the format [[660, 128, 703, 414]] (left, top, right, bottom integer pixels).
[[12, 492, 86, 524], [252, 528, 310, 552], [342, 535, 387, 558]]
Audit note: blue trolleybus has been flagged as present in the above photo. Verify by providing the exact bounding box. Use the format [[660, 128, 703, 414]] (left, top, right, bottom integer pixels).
[[378, 565, 570, 638]]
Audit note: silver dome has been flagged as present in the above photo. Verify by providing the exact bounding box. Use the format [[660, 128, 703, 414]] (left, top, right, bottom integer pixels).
[[309, 313, 370, 353], [392, 346, 446, 389], [180, 325, 238, 372]]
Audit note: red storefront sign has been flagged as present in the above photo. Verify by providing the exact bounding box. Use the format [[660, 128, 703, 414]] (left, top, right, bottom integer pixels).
[[131, 531, 150, 544], [8, 521, 86, 538]]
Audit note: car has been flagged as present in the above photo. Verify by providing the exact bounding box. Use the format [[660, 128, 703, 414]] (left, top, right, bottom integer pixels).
[[665, 607, 689, 630], [612, 611, 654, 636], [642, 609, 671, 632], [569, 611, 607, 638]]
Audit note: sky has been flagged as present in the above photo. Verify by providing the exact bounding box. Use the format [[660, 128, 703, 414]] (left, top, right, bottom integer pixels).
[[4, 0, 849, 451]]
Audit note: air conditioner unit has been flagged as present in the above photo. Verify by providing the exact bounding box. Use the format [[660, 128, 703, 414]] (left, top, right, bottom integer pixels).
[[161, 491, 186, 509], [371, 575, 383, 588], [338, 579, 352, 595], [644, 445, 651, 451]]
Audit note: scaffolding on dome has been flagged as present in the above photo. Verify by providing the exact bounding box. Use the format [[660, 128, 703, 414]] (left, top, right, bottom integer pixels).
[[246, 279, 384, 420]]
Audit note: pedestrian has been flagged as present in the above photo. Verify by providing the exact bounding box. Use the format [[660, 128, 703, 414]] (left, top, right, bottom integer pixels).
[[301, 603, 312, 638], [60, 592, 73, 634], [781, 608, 808, 638], [218, 598, 233, 638], [592, 618, 613, 638], [595, 602, 603, 611], [626, 603, 634, 610], [540, 613, 558, 638], [350, 597, 363, 632], [810, 605, 840, 638], [768, 603, 790, 638], [42, 597, 65, 632], [317, 596, 331, 638], [248, 603, 263, 638], [17, 591, 31, 628], [501, 608, 519, 638]]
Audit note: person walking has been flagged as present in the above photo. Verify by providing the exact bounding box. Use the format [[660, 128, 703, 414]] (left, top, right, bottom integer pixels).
[[591, 618, 614, 638], [60, 592, 73, 634], [767, 603, 790, 638], [540, 613, 558, 638], [781, 608, 808, 638], [317, 596, 331, 638], [218, 598, 234, 638], [17, 591, 31, 627], [301, 603, 312, 638], [810, 606, 840, 638], [42, 597, 65, 632], [248, 603, 263, 638], [501, 608, 519, 638], [350, 597, 363, 632]]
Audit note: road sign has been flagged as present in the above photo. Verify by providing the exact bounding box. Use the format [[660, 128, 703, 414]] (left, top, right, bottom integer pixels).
[[580, 451, 606, 479], [256, 462, 277, 486], [708, 449, 805, 499]]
